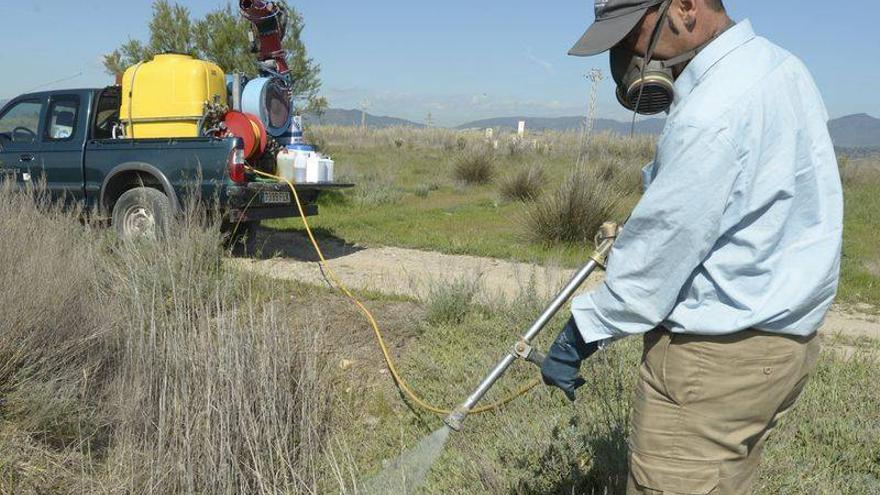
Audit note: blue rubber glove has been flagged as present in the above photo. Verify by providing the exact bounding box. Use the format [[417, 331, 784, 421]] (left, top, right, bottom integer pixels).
[[541, 317, 599, 401]]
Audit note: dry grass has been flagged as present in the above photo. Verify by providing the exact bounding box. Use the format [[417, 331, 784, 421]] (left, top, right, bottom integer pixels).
[[0, 185, 338, 494]]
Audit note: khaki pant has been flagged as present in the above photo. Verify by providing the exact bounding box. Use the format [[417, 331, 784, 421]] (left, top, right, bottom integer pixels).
[[626, 329, 820, 495]]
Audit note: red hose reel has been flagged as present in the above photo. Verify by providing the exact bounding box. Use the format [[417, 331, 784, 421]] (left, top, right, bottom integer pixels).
[[223, 111, 268, 160]]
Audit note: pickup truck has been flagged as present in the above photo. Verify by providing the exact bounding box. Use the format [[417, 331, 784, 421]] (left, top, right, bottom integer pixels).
[[0, 86, 350, 247]]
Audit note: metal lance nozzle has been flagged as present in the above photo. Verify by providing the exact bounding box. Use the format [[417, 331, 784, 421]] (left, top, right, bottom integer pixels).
[[443, 222, 619, 432]]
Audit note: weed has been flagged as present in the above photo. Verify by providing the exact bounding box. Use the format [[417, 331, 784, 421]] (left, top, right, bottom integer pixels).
[[414, 181, 440, 198], [500, 162, 547, 202], [526, 166, 627, 244], [351, 173, 404, 206], [454, 146, 497, 185], [423, 275, 483, 326]]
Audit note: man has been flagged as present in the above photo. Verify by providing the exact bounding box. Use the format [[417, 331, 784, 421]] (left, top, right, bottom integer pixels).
[[540, 1, 843, 493]]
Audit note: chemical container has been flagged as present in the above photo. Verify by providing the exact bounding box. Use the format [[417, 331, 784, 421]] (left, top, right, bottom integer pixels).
[[305, 154, 322, 183], [318, 157, 334, 182], [277, 146, 308, 183], [276, 145, 332, 184], [120, 54, 227, 138]]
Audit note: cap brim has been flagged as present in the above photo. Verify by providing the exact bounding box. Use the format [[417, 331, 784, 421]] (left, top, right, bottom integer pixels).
[[568, 8, 647, 57]]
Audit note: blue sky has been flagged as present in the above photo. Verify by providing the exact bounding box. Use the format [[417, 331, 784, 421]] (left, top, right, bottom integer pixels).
[[2, 0, 877, 126]]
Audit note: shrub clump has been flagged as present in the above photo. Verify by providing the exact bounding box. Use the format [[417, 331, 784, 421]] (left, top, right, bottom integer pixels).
[[424, 276, 482, 326], [500, 163, 547, 202], [525, 165, 628, 244], [453, 147, 497, 185], [414, 181, 440, 198], [350, 172, 404, 206]]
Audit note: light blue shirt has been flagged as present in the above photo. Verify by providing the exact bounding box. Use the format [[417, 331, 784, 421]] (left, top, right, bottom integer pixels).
[[572, 20, 843, 344]]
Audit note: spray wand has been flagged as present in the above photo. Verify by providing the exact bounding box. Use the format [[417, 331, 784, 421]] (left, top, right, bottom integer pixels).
[[444, 222, 619, 432], [239, 166, 620, 428]]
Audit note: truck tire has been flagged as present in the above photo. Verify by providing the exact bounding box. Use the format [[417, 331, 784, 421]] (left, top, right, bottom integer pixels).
[[221, 220, 259, 257], [112, 187, 172, 241]]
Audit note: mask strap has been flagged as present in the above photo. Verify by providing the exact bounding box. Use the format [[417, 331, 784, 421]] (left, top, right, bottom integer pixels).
[[630, 0, 672, 137], [660, 19, 735, 69]]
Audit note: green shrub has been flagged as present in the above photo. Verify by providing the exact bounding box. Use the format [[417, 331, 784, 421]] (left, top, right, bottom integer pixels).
[[594, 152, 644, 196], [351, 173, 404, 206], [453, 147, 497, 185], [414, 182, 440, 198], [526, 166, 627, 244], [500, 163, 547, 202], [424, 276, 482, 326]]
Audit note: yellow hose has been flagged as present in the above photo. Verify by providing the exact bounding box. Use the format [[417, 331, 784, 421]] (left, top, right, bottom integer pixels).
[[244, 166, 541, 416]]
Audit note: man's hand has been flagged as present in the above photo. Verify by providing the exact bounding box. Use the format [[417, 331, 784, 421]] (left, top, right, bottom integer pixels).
[[541, 317, 599, 401]]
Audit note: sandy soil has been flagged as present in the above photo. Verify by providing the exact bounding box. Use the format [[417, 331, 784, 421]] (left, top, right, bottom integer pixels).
[[228, 228, 879, 344]]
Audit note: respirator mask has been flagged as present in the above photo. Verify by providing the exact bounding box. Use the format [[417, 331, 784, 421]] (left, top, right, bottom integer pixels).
[[610, 47, 676, 116], [609, 0, 733, 116], [610, 0, 676, 116]]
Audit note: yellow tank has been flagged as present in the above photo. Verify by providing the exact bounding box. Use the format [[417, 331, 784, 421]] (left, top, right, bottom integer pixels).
[[120, 53, 227, 139]]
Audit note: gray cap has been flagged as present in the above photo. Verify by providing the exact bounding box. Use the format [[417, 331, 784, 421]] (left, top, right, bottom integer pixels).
[[569, 0, 665, 57]]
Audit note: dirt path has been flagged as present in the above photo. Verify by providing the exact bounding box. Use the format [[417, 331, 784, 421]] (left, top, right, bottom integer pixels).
[[228, 228, 880, 343]]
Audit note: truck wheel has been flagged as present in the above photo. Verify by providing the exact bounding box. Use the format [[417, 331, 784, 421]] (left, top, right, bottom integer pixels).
[[221, 220, 259, 257], [112, 187, 171, 241]]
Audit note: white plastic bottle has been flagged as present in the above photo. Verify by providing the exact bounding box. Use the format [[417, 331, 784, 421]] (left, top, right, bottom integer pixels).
[[276, 148, 296, 181]]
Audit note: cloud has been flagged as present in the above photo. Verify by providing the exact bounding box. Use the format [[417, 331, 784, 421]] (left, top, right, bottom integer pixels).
[[524, 47, 555, 75]]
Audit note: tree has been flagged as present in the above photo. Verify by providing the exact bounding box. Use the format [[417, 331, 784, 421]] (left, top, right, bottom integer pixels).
[[102, 2, 194, 75], [103, 0, 326, 113]]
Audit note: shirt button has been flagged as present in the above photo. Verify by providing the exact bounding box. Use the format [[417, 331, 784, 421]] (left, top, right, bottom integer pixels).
[[764, 367, 773, 375]]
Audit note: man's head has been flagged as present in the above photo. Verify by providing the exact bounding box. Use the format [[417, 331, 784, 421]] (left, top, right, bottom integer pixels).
[[619, 0, 730, 64], [570, 0, 730, 63], [570, 0, 732, 115]]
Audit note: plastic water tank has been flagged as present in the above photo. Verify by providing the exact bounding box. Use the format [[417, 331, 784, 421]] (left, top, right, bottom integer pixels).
[[120, 54, 227, 138]]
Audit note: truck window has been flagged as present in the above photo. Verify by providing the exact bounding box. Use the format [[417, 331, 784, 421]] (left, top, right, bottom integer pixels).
[[92, 88, 121, 140], [44, 97, 79, 141], [0, 100, 42, 144]]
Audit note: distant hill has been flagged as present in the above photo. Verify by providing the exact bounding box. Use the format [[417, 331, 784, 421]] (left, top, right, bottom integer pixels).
[[457, 113, 880, 151], [1, 96, 875, 151], [303, 108, 425, 129], [456, 116, 666, 135], [828, 113, 880, 149]]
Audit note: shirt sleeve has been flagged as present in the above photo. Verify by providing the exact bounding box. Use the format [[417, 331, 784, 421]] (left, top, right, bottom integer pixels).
[[572, 121, 742, 344]]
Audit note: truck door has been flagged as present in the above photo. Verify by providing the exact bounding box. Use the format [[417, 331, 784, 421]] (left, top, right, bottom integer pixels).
[[0, 98, 44, 190], [40, 94, 85, 203]]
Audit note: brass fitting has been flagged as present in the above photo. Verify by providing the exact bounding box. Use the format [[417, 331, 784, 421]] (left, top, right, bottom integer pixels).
[[599, 221, 620, 241]]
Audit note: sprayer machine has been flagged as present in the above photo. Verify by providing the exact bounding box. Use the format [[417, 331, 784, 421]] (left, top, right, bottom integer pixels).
[[117, 1, 333, 186]]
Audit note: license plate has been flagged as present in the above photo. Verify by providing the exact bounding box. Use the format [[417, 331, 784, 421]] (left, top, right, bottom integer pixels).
[[261, 191, 291, 204]]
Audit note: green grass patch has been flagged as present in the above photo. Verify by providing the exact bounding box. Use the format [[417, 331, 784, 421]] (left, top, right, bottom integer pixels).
[[274, 128, 880, 308], [838, 174, 880, 307]]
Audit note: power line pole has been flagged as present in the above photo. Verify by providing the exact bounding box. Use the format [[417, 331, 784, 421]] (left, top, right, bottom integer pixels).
[[360, 99, 371, 129], [578, 68, 605, 167]]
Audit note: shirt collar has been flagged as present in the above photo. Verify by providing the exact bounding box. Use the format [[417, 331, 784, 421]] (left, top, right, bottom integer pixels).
[[672, 19, 757, 107]]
